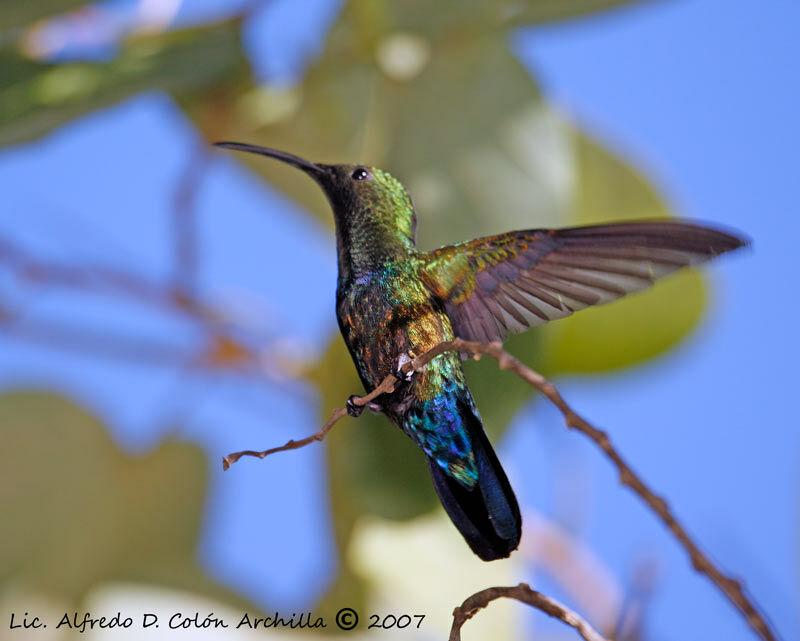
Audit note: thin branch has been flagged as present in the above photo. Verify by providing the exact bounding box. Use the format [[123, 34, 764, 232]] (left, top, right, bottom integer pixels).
[[0, 314, 195, 366], [0, 235, 215, 319], [615, 559, 659, 641], [0, 294, 274, 380], [221, 374, 399, 470], [223, 337, 778, 641], [0, 235, 291, 378], [450, 583, 608, 641], [172, 144, 212, 296], [222, 407, 346, 470]]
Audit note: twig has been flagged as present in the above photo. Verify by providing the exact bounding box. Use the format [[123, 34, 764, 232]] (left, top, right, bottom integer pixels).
[[0, 234, 287, 378], [222, 337, 777, 641], [221, 374, 399, 470], [0, 235, 214, 318], [615, 559, 659, 641], [172, 144, 212, 296], [222, 406, 346, 471], [450, 583, 608, 641], [0, 313, 195, 366]]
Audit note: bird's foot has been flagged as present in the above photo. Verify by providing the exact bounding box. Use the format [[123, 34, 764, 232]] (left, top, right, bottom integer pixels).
[[396, 352, 415, 381], [346, 395, 364, 417], [347, 395, 383, 418]]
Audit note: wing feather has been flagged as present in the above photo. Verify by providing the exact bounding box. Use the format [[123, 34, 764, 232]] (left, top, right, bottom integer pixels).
[[420, 220, 745, 344]]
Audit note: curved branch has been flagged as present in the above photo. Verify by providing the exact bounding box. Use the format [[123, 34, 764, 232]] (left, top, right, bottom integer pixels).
[[222, 337, 778, 641], [450, 583, 608, 641]]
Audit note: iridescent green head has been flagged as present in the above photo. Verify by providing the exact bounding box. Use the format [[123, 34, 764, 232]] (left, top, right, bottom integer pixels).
[[213, 142, 417, 248]]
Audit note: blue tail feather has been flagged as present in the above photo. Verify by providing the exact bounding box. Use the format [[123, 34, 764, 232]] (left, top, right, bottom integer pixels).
[[427, 402, 521, 560]]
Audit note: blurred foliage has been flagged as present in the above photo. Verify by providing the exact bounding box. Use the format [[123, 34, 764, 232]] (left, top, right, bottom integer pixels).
[[0, 0, 710, 623], [0, 391, 249, 609], [0, 20, 246, 146], [0, 0, 87, 32], [542, 132, 705, 375]]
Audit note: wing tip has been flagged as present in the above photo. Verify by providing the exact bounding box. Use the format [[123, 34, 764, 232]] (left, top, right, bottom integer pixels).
[[557, 218, 750, 257]]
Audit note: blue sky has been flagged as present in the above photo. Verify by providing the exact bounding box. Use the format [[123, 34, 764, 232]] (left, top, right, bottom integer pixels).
[[1, 1, 797, 639]]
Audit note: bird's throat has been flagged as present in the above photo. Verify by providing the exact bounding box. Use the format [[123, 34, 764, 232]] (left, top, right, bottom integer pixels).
[[333, 208, 416, 283]]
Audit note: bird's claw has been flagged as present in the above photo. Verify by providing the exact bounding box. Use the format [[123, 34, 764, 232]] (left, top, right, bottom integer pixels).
[[396, 353, 415, 381], [346, 395, 364, 417]]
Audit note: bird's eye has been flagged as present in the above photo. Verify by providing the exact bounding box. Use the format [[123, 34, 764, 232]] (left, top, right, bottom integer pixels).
[[351, 167, 371, 182]]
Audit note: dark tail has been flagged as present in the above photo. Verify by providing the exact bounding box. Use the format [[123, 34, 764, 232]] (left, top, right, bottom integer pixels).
[[427, 411, 521, 561]]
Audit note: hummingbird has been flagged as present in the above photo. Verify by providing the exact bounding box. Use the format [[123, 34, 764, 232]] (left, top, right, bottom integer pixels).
[[215, 141, 745, 561]]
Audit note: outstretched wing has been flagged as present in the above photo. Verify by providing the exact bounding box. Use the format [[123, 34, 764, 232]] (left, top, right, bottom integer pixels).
[[420, 221, 745, 344]]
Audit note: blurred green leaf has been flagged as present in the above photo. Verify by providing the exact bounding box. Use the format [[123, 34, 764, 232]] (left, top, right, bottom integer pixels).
[[210, 15, 560, 248], [205, 1, 646, 244], [0, 391, 247, 607], [0, 20, 247, 146], [542, 270, 705, 375], [0, 0, 87, 33], [302, 0, 647, 40], [538, 131, 707, 375], [504, 0, 647, 27]]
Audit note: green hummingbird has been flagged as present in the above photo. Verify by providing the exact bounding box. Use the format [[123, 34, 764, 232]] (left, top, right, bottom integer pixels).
[[215, 141, 745, 561]]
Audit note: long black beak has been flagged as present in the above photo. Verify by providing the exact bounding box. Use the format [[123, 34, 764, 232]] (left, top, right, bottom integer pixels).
[[213, 141, 330, 180]]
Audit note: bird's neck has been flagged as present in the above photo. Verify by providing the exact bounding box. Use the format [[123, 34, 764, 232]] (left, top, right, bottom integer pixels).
[[334, 210, 416, 282]]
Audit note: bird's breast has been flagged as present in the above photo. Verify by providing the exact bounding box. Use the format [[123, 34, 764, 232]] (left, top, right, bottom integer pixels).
[[337, 269, 455, 392]]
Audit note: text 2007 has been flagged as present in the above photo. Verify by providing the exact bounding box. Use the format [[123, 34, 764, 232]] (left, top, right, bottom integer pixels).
[[367, 614, 425, 630]]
